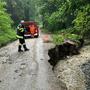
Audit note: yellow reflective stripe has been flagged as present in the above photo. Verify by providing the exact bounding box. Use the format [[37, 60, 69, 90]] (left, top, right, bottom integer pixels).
[[16, 35, 23, 39], [19, 30, 23, 32], [19, 28, 24, 32]]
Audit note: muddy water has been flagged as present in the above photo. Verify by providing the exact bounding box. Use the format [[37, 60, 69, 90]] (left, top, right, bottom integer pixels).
[[0, 36, 65, 90]]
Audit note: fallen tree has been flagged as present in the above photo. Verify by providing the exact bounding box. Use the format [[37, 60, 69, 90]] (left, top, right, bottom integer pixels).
[[48, 38, 84, 68]]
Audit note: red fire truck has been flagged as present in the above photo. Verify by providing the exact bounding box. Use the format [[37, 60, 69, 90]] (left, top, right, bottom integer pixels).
[[21, 21, 39, 38]]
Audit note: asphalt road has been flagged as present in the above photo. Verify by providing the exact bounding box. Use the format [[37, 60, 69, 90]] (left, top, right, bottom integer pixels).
[[0, 35, 63, 90]]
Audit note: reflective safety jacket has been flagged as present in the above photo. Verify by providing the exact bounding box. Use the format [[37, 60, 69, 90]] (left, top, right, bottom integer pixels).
[[16, 26, 25, 39]]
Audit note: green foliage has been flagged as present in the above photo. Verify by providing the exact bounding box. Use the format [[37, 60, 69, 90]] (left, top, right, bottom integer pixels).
[[0, 1, 16, 47], [0, 0, 89, 46], [73, 4, 90, 37], [52, 33, 81, 45], [4, 0, 37, 25], [39, 0, 90, 44], [52, 34, 64, 45], [36, 0, 90, 39]]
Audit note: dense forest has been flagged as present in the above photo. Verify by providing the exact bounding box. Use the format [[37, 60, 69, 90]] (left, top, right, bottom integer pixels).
[[36, 0, 90, 44], [0, 0, 15, 46], [36, 0, 90, 33], [4, 0, 36, 25], [0, 0, 36, 46], [0, 0, 90, 46]]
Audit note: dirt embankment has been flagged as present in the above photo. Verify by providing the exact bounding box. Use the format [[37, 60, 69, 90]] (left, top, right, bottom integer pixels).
[[48, 40, 90, 90]]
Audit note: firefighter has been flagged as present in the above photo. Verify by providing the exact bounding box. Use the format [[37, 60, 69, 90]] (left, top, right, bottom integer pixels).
[[29, 24, 35, 37], [16, 23, 29, 52]]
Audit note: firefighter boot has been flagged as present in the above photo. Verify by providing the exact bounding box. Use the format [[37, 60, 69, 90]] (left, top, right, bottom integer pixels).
[[23, 44, 29, 51], [18, 45, 23, 52]]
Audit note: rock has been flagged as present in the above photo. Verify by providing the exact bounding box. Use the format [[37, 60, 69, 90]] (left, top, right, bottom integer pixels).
[[0, 80, 2, 83], [21, 63, 26, 65], [20, 64, 26, 69], [8, 62, 12, 64], [57, 75, 60, 78], [40, 59, 44, 60], [19, 74, 22, 76], [2, 59, 7, 64], [13, 77, 16, 80], [14, 70, 19, 73]]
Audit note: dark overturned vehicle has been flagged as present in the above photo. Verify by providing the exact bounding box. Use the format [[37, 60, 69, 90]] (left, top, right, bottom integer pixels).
[[21, 21, 39, 38]]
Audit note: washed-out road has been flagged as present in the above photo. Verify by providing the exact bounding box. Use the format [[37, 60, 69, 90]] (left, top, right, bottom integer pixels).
[[0, 34, 64, 90]]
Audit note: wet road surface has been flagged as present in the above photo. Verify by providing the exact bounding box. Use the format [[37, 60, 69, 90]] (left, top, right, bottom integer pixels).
[[0, 35, 62, 90]]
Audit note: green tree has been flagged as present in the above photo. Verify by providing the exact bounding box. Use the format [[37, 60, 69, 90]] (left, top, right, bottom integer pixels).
[[36, 0, 90, 38], [4, 0, 37, 25], [0, 0, 16, 46]]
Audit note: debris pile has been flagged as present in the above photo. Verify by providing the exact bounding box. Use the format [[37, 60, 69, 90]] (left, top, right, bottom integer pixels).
[[48, 39, 84, 68]]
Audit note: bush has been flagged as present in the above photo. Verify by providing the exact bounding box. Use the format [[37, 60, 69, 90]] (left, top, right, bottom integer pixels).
[[0, 1, 16, 47], [52, 32, 81, 45], [73, 4, 90, 38]]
